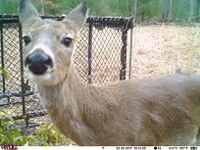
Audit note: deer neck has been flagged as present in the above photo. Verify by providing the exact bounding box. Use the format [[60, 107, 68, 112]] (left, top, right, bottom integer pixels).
[[36, 63, 84, 111], [35, 64, 106, 144]]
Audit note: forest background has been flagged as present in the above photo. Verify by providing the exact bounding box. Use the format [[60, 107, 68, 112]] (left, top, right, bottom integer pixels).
[[0, 0, 200, 23]]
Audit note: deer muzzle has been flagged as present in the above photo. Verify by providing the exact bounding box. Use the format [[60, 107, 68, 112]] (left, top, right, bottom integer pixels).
[[25, 49, 53, 75]]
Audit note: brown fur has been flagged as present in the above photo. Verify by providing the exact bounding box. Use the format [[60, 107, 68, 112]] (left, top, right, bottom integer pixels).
[[19, 0, 200, 146]]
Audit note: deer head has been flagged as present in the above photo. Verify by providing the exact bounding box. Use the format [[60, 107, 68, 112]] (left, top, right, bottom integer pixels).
[[19, 0, 88, 85]]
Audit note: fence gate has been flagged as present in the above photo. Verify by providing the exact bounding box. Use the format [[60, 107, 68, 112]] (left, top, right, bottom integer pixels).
[[0, 15, 134, 128]]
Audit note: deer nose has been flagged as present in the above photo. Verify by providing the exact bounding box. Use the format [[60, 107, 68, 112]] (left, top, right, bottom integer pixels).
[[25, 49, 53, 75]]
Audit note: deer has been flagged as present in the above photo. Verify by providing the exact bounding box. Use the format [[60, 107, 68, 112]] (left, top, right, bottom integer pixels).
[[19, 0, 200, 146]]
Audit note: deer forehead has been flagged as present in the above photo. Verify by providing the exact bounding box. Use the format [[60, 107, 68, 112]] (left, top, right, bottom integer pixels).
[[24, 20, 77, 39]]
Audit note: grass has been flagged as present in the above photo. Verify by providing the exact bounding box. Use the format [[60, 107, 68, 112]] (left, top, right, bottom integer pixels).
[[130, 23, 200, 79]]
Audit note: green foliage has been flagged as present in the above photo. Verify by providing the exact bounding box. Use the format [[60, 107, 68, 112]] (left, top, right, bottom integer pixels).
[[0, 110, 26, 145], [0, 110, 70, 146], [137, 0, 162, 22], [0, 67, 8, 79], [0, 0, 199, 23], [35, 122, 69, 146], [0, 0, 18, 14], [173, 0, 189, 21]]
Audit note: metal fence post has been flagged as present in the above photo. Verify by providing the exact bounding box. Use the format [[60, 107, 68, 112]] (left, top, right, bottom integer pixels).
[[0, 23, 6, 93], [120, 27, 128, 80], [87, 22, 92, 84], [19, 23, 28, 127], [129, 27, 133, 79]]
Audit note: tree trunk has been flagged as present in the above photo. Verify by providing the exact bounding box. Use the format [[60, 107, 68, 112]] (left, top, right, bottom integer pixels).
[[162, 0, 168, 21], [198, 0, 200, 20], [196, 0, 199, 20], [41, 0, 45, 15], [134, 0, 138, 23], [188, 0, 198, 22], [168, 0, 174, 20]]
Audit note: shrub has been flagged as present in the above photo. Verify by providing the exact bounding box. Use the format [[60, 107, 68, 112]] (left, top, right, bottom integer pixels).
[[0, 110, 70, 146]]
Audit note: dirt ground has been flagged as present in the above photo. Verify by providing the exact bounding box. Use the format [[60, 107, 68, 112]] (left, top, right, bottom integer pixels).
[[131, 24, 200, 79]]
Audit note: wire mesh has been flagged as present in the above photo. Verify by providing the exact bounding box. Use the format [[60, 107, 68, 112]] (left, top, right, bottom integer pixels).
[[74, 25, 89, 83], [91, 27, 122, 84], [0, 22, 22, 116], [0, 15, 134, 128]]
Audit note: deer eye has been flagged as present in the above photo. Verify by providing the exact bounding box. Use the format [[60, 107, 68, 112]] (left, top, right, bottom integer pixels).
[[61, 37, 73, 47], [22, 36, 31, 46]]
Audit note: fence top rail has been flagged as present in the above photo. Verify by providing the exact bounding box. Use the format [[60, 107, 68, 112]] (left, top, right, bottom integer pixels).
[[0, 15, 18, 23], [88, 16, 134, 29], [0, 15, 134, 29]]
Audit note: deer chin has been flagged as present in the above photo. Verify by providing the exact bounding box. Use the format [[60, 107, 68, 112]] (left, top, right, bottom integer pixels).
[[26, 67, 54, 85]]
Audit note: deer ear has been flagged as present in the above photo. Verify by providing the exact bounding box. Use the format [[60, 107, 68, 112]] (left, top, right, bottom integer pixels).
[[62, 0, 88, 33], [19, 0, 41, 27]]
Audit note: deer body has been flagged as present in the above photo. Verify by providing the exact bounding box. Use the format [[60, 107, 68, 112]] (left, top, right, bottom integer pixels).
[[35, 65, 200, 145], [19, 0, 200, 146]]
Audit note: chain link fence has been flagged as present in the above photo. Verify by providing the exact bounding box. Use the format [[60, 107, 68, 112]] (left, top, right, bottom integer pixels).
[[0, 15, 134, 128]]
